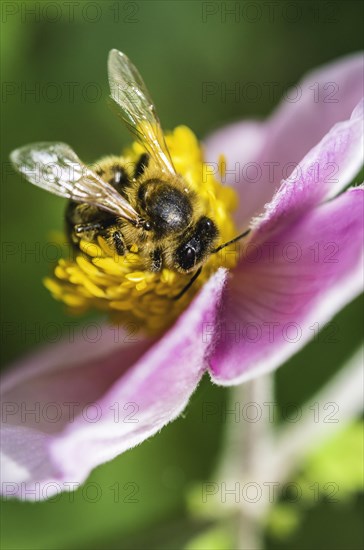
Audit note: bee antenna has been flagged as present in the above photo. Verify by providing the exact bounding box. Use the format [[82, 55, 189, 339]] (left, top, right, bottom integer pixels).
[[212, 228, 251, 254], [172, 266, 203, 301], [171, 230, 251, 301]]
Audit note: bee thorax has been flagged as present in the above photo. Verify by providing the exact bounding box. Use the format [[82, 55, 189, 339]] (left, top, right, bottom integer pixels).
[[138, 180, 193, 237]]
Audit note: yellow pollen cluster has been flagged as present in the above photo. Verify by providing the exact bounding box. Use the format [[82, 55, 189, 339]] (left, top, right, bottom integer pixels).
[[44, 126, 239, 334]]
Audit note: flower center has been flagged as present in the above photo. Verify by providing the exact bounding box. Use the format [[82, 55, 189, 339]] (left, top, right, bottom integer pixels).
[[44, 126, 239, 334]]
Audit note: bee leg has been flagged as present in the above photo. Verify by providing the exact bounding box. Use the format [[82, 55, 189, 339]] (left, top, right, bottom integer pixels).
[[134, 153, 149, 178], [112, 230, 126, 256], [150, 248, 163, 272], [172, 266, 203, 301], [74, 222, 104, 235]]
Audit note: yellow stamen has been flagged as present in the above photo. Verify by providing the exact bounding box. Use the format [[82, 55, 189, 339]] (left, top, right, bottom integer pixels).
[[44, 126, 239, 334]]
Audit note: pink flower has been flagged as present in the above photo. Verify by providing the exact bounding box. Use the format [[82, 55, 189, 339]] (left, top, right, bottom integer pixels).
[[1, 53, 363, 500]]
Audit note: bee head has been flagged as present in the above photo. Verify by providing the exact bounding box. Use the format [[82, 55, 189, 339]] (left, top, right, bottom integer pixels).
[[174, 216, 218, 273]]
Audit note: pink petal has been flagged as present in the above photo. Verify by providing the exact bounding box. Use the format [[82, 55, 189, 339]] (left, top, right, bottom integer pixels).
[[257, 100, 364, 232], [1, 269, 227, 499], [204, 53, 364, 228], [209, 188, 364, 385]]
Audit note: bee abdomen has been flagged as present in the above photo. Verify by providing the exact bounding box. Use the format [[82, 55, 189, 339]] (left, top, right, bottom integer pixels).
[[109, 164, 130, 197], [134, 153, 149, 178]]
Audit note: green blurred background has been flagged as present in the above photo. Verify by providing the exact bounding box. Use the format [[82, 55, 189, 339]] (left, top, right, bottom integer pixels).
[[1, 1, 363, 549]]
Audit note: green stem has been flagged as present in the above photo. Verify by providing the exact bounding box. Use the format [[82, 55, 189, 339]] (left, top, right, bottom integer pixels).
[[215, 373, 275, 550], [213, 347, 363, 549]]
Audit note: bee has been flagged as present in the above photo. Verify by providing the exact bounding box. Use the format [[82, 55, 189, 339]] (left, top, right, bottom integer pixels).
[[10, 49, 249, 299]]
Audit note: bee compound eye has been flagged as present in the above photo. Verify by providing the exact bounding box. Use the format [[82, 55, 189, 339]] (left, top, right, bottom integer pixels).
[[201, 217, 216, 234], [184, 246, 196, 267], [143, 220, 152, 231], [175, 243, 197, 271]]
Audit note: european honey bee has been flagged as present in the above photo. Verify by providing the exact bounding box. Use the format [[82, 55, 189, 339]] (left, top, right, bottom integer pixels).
[[10, 49, 249, 298]]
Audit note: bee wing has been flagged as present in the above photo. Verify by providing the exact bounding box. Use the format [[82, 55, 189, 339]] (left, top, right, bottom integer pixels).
[[10, 142, 141, 224], [108, 49, 176, 176]]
